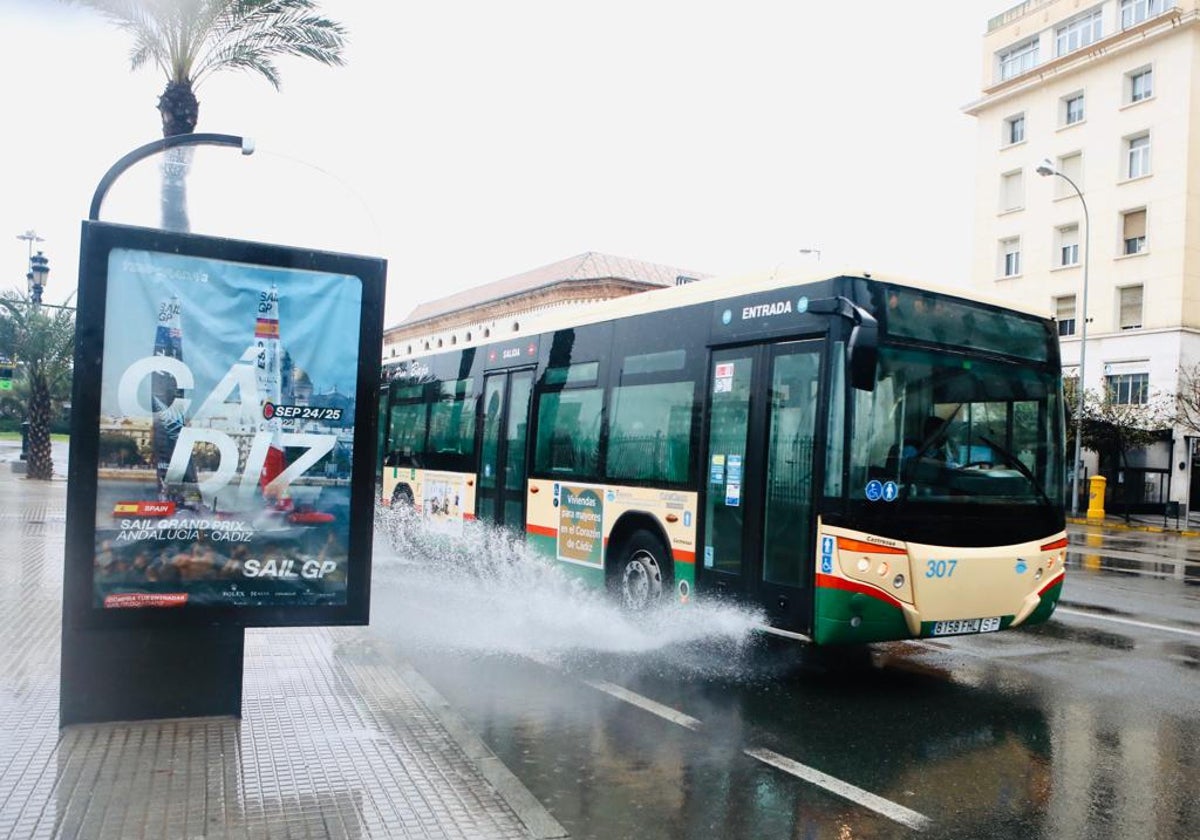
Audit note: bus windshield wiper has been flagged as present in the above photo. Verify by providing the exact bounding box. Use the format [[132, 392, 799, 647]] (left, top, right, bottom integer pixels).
[[977, 434, 1055, 508]]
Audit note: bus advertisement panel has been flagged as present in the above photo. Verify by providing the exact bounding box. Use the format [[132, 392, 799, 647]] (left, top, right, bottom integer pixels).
[[66, 222, 384, 628]]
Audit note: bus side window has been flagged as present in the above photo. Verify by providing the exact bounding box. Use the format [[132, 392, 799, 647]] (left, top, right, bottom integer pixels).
[[535, 388, 603, 475]]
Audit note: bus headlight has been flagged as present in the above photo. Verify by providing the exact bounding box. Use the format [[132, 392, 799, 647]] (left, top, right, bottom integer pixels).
[[893, 573, 905, 589]]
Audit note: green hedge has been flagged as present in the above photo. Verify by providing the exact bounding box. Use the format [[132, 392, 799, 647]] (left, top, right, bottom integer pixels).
[[0, 417, 71, 435]]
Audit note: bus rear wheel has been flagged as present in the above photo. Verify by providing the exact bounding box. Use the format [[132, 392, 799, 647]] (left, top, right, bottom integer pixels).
[[610, 530, 671, 611]]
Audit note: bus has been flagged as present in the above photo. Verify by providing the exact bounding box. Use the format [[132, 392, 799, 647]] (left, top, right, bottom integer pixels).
[[379, 270, 1067, 645]]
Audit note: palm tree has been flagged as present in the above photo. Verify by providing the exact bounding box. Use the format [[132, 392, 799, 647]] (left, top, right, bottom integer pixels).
[[0, 295, 76, 481], [66, 0, 347, 230]]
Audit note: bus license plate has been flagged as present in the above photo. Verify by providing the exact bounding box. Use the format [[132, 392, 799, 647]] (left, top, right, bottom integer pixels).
[[932, 617, 1001, 636]]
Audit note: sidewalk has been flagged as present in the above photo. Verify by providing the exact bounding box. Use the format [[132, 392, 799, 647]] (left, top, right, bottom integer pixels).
[[1067, 508, 1200, 536], [0, 452, 565, 840]]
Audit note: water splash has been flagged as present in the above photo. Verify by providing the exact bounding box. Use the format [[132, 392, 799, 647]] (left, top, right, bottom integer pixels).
[[372, 505, 767, 658]]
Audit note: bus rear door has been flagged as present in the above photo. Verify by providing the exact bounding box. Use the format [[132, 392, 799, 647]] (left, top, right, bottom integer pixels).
[[700, 341, 822, 632]]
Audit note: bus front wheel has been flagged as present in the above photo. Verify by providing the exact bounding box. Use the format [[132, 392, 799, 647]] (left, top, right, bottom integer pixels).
[[609, 530, 671, 611]]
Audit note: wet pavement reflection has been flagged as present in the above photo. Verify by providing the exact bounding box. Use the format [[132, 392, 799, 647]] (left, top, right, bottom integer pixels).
[[375, 510, 1200, 839]]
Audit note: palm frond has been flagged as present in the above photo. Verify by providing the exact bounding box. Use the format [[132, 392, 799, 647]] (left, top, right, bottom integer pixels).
[[192, 0, 346, 87]]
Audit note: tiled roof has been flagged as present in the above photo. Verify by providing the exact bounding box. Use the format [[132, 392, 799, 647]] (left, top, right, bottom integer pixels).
[[398, 251, 707, 325]]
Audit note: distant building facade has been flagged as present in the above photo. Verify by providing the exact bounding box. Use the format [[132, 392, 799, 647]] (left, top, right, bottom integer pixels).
[[965, 0, 1199, 512], [382, 252, 707, 361]]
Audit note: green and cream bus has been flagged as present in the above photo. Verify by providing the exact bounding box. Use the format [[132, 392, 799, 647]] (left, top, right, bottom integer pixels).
[[380, 270, 1067, 645]]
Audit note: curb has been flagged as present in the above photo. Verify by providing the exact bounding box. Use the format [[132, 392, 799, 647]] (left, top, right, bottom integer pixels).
[[1067, 515, 1200, 537]]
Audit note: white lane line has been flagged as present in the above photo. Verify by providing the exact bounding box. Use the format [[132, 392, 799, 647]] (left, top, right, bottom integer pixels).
[[1057, 607, 1200, 640], [580, 678, 703, 731], [745, 747, 932, 832], [575, 674, 931, 831]]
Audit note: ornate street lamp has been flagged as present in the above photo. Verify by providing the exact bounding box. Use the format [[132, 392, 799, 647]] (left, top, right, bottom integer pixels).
[[27, 250, 49, 305]]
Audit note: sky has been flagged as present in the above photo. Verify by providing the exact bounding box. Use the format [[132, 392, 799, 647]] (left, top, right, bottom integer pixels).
[[2, 0, 1011, 329]]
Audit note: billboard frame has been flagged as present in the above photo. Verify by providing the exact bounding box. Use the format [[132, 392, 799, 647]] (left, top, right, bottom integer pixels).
[[63, 220, 384, 630]]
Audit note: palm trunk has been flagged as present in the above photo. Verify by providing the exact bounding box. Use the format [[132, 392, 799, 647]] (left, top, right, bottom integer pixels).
[[25, 374, 52, 481], [160, 147, 193, 233], [158, 80, 200, 233]]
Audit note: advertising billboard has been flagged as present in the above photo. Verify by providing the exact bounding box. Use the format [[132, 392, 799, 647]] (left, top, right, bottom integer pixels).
[[64, 222, 384, 627]]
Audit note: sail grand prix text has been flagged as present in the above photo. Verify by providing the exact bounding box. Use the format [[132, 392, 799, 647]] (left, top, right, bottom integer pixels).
[[116, 518, 254, 543]]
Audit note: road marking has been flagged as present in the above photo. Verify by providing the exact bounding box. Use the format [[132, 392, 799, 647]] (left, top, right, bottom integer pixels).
[[1057, 607, 1200, 640], [580, 678, 703, 731], [572, 672, 931, 831], [746, 747, 932, 832]]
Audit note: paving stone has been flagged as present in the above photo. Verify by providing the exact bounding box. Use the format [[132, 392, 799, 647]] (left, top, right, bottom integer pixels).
[[0, 463, 549, 840]]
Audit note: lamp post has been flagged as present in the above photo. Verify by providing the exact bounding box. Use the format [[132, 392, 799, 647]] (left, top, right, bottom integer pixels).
[[1037, 157, 1089, 517], [16, 230, 43, 264], [27, 250, 49, 306], [799, 247, 822, 261]]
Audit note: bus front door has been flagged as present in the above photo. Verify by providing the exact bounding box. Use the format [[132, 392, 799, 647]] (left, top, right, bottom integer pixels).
[[477, 369, 534, 530], [701, 342, 821, 632]]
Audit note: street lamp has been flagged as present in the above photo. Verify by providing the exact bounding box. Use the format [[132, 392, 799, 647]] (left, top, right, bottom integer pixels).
[[27, 250, 49, 305], [1037, 157, 1090, 517], [799, 247, 822, 261]]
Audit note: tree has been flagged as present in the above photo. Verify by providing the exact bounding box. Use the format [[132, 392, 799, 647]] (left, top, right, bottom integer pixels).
[[1079, 382, 1172, 520], [66, 0, 347, 230], [0, 295, 76, 480], [1174, 362, 1200, 437]]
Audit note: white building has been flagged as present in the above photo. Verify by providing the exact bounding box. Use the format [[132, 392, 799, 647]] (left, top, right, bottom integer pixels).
[[965, 0, 1200, 513]]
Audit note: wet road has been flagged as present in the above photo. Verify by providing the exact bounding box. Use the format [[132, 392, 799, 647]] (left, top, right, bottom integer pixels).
[[373, 515, 1200, 839]]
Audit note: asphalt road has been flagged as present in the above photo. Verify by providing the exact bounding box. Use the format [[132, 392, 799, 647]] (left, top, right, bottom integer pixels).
[[373, 516, 1200, 839]]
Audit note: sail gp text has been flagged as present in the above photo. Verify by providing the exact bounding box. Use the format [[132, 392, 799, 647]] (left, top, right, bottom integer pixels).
[[116, 347, 338, 507], [242, 558, 338, 579]]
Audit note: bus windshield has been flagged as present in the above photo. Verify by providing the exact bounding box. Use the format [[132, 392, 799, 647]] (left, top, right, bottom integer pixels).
[[849, 345, 1064, 538]]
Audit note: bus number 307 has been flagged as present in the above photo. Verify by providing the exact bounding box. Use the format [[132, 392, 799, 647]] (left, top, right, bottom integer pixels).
[[926, 559, 958, 578]]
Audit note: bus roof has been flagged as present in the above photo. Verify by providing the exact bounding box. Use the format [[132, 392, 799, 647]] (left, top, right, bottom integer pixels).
[[389, 266, 1050, 363]]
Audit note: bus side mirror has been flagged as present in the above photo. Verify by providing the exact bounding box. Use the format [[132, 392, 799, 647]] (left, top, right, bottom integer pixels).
[[848, 318, 878, 392], [809, 296, 878, 392]]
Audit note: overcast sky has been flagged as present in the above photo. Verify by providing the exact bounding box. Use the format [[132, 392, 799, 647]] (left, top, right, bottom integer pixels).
[[3, 0, 1010, 328]]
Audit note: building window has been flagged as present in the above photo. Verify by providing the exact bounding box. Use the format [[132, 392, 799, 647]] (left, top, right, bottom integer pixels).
[[1063, 93, 1085, 126], [1123, 209, 1147, 254], [1000, 170, 1024, 212], [1126, 133, 1151, 179], [1056, 9, 1102, 56], [1056, 224, 1080, 267], [1127, 67, 1154, 103], [1119, 285, 1143, 330], [1054, 152, 1084, 200], [1000, 238, 1021, 277], [1004, 114, 1025, 146], [1056, 295, 1077, 337], [999, 39, 1039, 81], [1121, 0, 1173, 29], [1105, 372, 1149, 405]]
